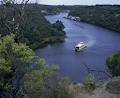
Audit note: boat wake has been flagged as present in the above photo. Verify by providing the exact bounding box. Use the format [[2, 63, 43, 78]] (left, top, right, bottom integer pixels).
[[86, 39, 96, 47]]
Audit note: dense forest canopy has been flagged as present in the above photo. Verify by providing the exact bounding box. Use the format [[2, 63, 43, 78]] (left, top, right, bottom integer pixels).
[[0, 4, 66, 49], [21, 5, 66, 49], [0, 1, 71, 98], [68, 5, 120, 33]]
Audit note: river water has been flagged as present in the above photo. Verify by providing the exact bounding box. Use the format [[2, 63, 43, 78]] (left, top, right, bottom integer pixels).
[[35, 12, 120, 82]]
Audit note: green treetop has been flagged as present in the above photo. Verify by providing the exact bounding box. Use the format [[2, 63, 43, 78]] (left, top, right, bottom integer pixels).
[[0, 34, 35, 96]]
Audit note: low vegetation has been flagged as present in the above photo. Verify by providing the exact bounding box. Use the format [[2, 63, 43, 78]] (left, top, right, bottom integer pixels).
[[83, 74, 96, 92]]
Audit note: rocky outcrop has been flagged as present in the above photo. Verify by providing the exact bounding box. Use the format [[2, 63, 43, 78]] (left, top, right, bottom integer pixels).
[[71, 77, 120, 98]]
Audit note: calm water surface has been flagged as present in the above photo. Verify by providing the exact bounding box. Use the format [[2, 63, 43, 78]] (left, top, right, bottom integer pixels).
[[36, 12, 120, 82]]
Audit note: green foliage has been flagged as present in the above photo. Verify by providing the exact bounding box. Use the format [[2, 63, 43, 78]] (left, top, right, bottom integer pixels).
[[0, 34, 35, 93], [83, 74, 96, 92], [0, 58, 12, 91], [0, 0, 15, 36], [0, 34, 35, 64], [53, 20, 65, 31], [0, 2, 67, 97], [22, 59, 72, 98], [0, 0, 66, 49], [46, 77, 72, 98], [69, 5, 120, 33], [20, 5, 65, 49], [0, 3, 66, 49], [22, 58, 58, 98], [106, 51, 120, 76]]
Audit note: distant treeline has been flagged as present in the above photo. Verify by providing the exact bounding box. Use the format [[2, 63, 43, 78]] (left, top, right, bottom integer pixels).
[[69, 5, 120, 33], [39, 5, 64, 15]]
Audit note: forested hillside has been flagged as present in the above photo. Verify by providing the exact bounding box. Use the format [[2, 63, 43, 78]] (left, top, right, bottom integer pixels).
[[0, 2, 70, 98], [22, 5, 65, 49], [69, 5, 120, 33], [0, 4, 65, 49]]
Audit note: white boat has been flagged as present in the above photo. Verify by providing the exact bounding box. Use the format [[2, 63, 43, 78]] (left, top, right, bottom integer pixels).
[[75, 42, 87, 52]]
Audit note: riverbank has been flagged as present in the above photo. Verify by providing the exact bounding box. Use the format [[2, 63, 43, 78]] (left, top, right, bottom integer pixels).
[[63, 16, 81, 21], [31, 35, 66, 49], [36, 12, 120, 81], [64, 14, 120, 33], [65, 14, 120, 33], [69, 5, 120, 33], [11, 5, 66, 50]]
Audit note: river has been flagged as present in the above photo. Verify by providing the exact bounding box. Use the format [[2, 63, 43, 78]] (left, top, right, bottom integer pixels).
[[35, 12, 120, 82]]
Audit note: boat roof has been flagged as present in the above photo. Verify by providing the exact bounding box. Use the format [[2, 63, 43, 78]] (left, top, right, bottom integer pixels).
[[76, 42, 85, 47]]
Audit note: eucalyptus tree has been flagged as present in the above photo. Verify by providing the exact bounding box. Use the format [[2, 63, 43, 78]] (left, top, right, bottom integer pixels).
[[0, 34, 35, 98], [22, 59, 73, 98]]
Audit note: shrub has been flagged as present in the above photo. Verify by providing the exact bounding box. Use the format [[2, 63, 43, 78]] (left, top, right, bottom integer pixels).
[[83, 74, 96, 92], [106, 51, 120, 76]]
